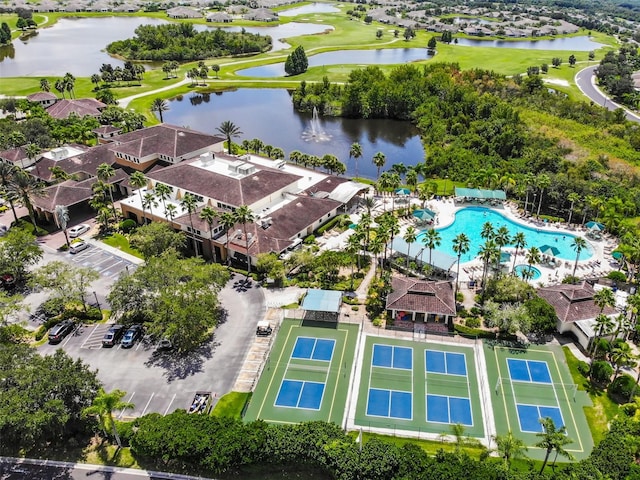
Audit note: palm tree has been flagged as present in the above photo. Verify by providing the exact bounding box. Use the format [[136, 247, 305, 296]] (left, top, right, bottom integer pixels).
[[372, 151, 386, 180], [494, 431, 528, 469], [180, 193, 200, 257], [25, 143, 40, 169], [0, 162, 19, 224], [82, 388, 134, 448], [54, 79, 66, 99], [511, 232, 527, 274], [452, 233, 470, 295], [423, 229, 441, 271], [154, 182, 173, 213], [165, 203, 178, 222], [234, 205, 255, 275], [591, 313, 615, 358], [63, 72, 76, 99], [216, 120, 243, 153], [478, 240, 498, 287], [150, 98, 169, 123], [349, 142, 363, 179], [8, 169, 46, 230], [406, 168, 418, 194], [403, 226, 417, 272], [129, 171, 148, 224], [567, 192, 580, 225], [96, 163, 117, 222], [199, 206, 218, 261], [535, 173, 551, 218], [480, 222, 494, 242], [142, 192, 158, 224], [494, 226, 511, 276], [525, 246, 541, 283], [571, 237, 588, 277], [536, 418, 574, 473], [219, 211, 237, 265], [54, 204, 70, 248], [368, 234, 385, 275], [377, 212, 399, 266], [611, 342, 637, 381], [40, 78, 50, 92]]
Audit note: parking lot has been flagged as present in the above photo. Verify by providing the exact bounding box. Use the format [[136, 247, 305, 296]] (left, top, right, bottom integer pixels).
[[67, 244, 138, 278]]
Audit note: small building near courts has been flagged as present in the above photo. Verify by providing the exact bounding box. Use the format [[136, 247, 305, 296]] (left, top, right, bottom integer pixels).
[[301, 288, 343, 323]]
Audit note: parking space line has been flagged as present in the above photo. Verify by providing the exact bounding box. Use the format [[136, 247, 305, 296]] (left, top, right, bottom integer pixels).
[[119, 392, 135, 419], [80, 324, 101, 349], [164, 394, 177, 416], [141, 393, 155, 416]]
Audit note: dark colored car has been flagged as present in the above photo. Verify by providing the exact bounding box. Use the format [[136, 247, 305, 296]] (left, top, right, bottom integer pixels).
[[48, 320, 75, 344], [102, 324, 125, 347], [121, 324, 143, 348]]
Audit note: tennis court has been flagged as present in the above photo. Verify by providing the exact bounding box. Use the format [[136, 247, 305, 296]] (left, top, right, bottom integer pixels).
[[485, 343, 593, 461], [244, 319, 358, 424], [354, 337, 486, 438]]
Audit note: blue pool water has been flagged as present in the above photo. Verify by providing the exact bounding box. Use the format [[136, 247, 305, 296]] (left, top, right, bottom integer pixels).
[[514, 264, 542, 280], [418, 207, 593, 263]]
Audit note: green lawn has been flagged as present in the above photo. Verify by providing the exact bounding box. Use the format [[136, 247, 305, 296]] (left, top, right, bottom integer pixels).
[[212, 391, 251, 420], [99, 232, 143, 259]]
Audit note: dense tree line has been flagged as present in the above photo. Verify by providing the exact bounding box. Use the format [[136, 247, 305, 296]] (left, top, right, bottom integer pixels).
[[0, 22, 11, 44], [107, 24, 272, 61], [596, 46, 640, 103]]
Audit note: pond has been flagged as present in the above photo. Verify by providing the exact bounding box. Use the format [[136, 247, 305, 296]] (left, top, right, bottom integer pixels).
[[237, 47, 433, 77], [0, 16, 169, 77], [454, 35, 605, 51], [161, 88, 425, 179], [279, 3, 340, 16]]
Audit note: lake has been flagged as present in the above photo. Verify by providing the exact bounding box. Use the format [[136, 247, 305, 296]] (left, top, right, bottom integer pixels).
[[161, 89, 425, 179], [455, 35, 605, 51], [279, 3, 341, 16], [238, 48, 434, 77]]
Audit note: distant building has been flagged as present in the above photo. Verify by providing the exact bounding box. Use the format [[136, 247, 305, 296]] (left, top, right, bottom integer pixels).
[[166, 6, 201, 19], [206, 12, 232, 23], [45, 98, 106, 120], [26, 91, 58, 108]]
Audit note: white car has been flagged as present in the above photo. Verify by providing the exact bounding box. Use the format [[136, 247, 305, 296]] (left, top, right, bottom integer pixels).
[[69, 241, 89, 254], [68, 224, 90, 238]]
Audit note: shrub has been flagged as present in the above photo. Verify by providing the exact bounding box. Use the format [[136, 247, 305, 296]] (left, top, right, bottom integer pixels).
[[455, 291, 464, 302], [351, 306, 359, 311], [304, 235, 316, 244], [607, 271, 626, 283], [316, 215, 347, 235], [40, 298, 65, 317], [34, 326, 47, 341], [577, 361, 590, 377], [590, 360, 613, 386], [119, 218, 137, 233], [470, 306, 482, 316], [465, 317, 481, 328], [609, 374, 636, 402]]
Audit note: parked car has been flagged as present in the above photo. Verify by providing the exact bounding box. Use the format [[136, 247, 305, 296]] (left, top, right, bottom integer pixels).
[[256, 320, 273, 336], [102, 324, 125, 347], [121, 324, 144, 348], [48, 319, 75, 344], [69, 241, 89, 254], [68, 224, 90, 238]]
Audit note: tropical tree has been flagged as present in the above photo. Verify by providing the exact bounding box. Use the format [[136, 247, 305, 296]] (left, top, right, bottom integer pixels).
[[0, 162, 19, 224], [592, 313, 616, 358], [63, 72, 76, 99], [494, 431, 528, 469], [54, 79, 66, 99], [571, 237, 588, 277], [129, 171, 148, 224], [372, 151, 386, 180], [154, 182, 173, 214], [211, 64, 220, 78], [535, 418, 574, 473], [368, 232, 385, 275], [480, 222, 495, 242], [82, 388, 134, 448], [479, 240, 498, 287], [452, 233, 470, 295], [567, 192, 581, 225], [219, 211, 236, 265], [216, 120, 243, 153], [180, 193, 200, 257], [199, 206, 218, 239], [494, 226, 511, 276], [610, 342, 637, 381], [25, 143, 40, 170], [165, 203, 178, 222], [349, 142, 363, 179], [525, 246, 541, 283], [423, 229, 441, 271], [234, 205, 255, 275], [535, 173, 551, 217], [40, 78, 50, 92], [150, 98, 169, 123], [96, 163, 117, 222], [403, 226, 417, 272], [511, 232, 527, 274], [8, 169, 46, 230], [54, 205, 70, 248]]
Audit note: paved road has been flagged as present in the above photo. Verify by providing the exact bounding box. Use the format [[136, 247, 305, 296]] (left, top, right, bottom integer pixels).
[[575, 65, 640, 122], [0, 457, 215, 480]]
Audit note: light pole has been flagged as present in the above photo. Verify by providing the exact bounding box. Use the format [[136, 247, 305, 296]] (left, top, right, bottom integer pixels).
[[93, 291, 100, 310]]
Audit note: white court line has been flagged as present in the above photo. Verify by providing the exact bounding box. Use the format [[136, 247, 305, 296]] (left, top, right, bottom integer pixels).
[[163, 393, 177, 416], [119, 392, 135, 419], [80, 324, 101, 349], [141, 393, 155, 416]]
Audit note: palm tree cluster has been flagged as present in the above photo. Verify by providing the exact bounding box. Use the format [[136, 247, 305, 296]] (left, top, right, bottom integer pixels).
[[288, 150, 346, 175], [0, 162, 47, 230]]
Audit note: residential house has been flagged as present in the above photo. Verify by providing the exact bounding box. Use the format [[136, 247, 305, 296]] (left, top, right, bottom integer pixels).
[[166, 6, 201, 18], [206, 12, 232, 23], [244, 8, 278, 22], [45, 98, 106, 120], [26, 91, 58, 108]]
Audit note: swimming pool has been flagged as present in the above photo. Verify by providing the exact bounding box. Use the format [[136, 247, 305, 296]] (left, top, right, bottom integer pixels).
[[514, 264, 542, 280], [417, 207, 593, 263]]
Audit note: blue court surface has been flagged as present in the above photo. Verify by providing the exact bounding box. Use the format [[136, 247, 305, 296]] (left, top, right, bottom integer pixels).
[[425, 350, 467, 376], [292, 337, 336, 362], [508, 358, 552, 383], [517, 404, 564, 432], [366, 388, 413, 419], [372, 344, 413, 370], [275, 380, 326, 410], [426, 394, 473, 426]]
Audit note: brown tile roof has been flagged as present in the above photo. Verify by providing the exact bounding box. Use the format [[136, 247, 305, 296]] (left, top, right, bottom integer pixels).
[[386, 277, 456, 316], [46, 98, 106, 119], [258, 195, 340, 241], [536, 282, 617, 323], [27, 92, 57, 102], [109, 125, 224, 159], [304, 176, 350, 196], [0, 146, 28, 165], [32, 178, 95, 212], [57, 143, 115, 177], [93, 125, 122, 135], [148, 159, 302, 207]]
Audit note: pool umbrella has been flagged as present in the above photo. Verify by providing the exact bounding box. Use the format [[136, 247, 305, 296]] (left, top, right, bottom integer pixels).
[[585, 221, 604, 231], [412, 209, 435, 221], [612, 251, 623, 260], [500, 251, 511, 263], [395, 188, 410, 196], [539, 245, 560, 257]]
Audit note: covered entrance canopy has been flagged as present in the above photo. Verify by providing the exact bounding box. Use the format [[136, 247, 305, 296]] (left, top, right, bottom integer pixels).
[[454, 187, 506, 201], [301, 288, 343, 322]]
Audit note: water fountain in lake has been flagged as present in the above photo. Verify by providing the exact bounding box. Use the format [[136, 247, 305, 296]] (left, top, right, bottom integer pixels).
[[301, 106, 332, 142]]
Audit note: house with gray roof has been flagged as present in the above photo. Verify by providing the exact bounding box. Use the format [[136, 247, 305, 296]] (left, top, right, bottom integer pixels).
[[244, 8, 278, 22], [206, 12, 232, 23], [166, 6, 201, 18]]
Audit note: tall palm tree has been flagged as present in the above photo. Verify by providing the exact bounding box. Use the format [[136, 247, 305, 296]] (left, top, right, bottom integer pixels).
[[8, 169, 46, 230], [567, 192, 581, 225], [423, 229, 441, 271], [0, 162, 19, 224], [525, 246, 541, 283], [452, 233, 470, 295], [150, 98, 169, 123], [154, 182, 173, 213], [480, 221, 495, 242], [571, 236, 588, 277], [96, 163, 117, 222], [199, 206, 218, 261], [180, 193, 199, 257], [511, 232, 527, 274], [142, 192, 158, 222], [535, 418, 574, 473], [165, 203, 178, 222], [494, 226, 511, 277], [82, 388, 134, 448], [219, 211, 237, 266], [535, 173, 551, 218], [372, 151, 386, 180], [349, 142, 363, 179], [368, 234, 385, 275], [494, 431, 528, 469], [40, 78, 50, 92], [54, 204, 70, 248], [610, 342, 637, 381], [403, 226, 417, 272], [25, 143, 40, 170], [129, 171, 148, 224], [478, 240, 498, 287], [591, 313, 615, 358], [377, 211, 399, 266], [234, 205, 255, 275], [216, 120, 243, 153]]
